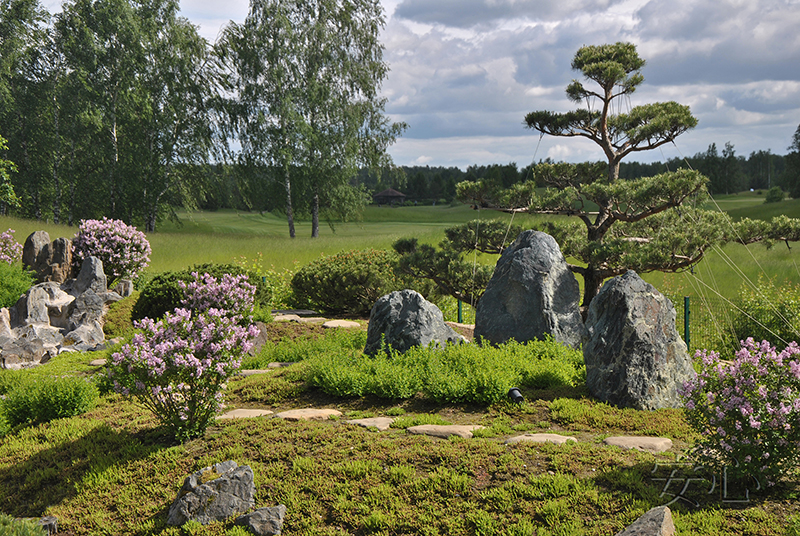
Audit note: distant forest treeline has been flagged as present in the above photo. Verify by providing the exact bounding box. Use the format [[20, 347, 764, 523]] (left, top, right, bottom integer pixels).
[[199, 142, 798, 213]]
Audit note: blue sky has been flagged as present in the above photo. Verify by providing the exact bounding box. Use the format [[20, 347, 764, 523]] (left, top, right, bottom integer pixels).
[[43, 0, 800, 170]]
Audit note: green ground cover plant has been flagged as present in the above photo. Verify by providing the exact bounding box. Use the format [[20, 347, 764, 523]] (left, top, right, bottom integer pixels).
[[0, 327, 796, 534]]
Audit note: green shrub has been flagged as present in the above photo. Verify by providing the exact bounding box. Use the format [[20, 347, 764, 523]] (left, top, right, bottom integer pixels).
[[0, 513, 46, 536], [731, 277, 800, 347], [765, 186, 785, 203], [305, 337, 585, 404], [1, 376, 99, 429], [291, 249, 409, 316], [131, 263, 270, 321], [0, 263, 32, 308]]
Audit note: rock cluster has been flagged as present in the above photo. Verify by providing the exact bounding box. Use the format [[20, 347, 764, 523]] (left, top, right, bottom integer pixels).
[[168, 460, 286, 535], [474, 230, 584, 348], [583, 270, 695, 410], [167, 461, 255, 526], [364, 289, 465, 356], [0, 255, 123, 368]]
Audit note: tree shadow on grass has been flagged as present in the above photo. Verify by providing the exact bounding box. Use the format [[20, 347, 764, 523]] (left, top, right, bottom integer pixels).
[[0, 420, 173, 518]]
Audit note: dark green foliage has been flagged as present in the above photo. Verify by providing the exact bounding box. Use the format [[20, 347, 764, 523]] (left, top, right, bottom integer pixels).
[[1, 376, 98, 430], [765, 186, 785, 204], [291, 249, 413, 316], [392, 218, 519, 305], [0, 263, 32, 308], [0, 513, 46, 536], [131, 263, 270, 321]]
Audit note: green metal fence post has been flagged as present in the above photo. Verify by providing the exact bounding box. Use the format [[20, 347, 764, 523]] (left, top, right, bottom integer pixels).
[[458, 300, 463, 323], [684, 296, 690, 348]]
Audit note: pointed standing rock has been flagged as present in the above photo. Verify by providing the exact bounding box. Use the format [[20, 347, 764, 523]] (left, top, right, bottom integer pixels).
[[474, 231, 584, 348]]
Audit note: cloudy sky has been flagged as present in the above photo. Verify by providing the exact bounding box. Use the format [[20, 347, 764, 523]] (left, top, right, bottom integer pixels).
[[43, 0, 800, 170]]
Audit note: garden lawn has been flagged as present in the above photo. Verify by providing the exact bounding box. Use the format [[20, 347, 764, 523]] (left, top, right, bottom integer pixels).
[[1, 323, 800, 535]]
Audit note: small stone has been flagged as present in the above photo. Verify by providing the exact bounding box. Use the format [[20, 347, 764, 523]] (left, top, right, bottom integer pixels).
[[39, 515, 58, 535], [236, 505, 287, 536], [276, 408, 342, 421], [267, 362, 293, 369], [322, 320, 361, 329], [89, 359, 107, 367], [217, 409, 274, 419], [603, 436, 673, 453], [346, 417, 395, 431], [406, 424, 484, 439], [504, 433, 577, 445], [615, 506, 675, 536]]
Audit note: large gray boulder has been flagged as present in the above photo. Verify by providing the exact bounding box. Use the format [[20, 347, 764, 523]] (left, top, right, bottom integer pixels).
[[167, 461, 255, 526], [364, 290, 466, 356], [583, 271, 695, 410], [474, 230, 584, 348]]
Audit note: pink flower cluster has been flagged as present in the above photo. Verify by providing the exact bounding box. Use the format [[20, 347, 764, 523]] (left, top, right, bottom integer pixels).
[[681, 338, 800, 487], [0, 228, 22, 265], [109, 272, 259, 442], [179, 271, 256, 320], [72, 218, 151, 282]]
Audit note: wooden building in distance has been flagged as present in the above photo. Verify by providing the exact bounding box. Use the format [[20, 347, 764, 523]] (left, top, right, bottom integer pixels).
[[372, 188, 406, 205]]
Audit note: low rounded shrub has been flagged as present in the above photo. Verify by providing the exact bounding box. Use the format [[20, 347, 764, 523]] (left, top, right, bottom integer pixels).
[[131, 263, 270, 321], [72, 218, 151, 284], [1, 376, 99, 429], [0, 262, 33, 308], [291, 249, 409, 316], [765, 186, 785, 204]]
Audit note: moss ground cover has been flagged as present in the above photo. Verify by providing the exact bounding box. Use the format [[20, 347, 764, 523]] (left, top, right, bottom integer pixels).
[[0, 322, 798, 534]]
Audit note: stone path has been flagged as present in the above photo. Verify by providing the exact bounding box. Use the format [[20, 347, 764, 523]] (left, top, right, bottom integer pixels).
[[215, 403, 674, 454], [220, 369, 674, 451]]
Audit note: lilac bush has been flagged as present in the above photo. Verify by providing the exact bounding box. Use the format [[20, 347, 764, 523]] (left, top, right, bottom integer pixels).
[[179, 271, 256, 321], [72, 218, 151, 282], [0, 228, 22, 265], [109, 272, 258, 442], [680, 338, 800, 487]]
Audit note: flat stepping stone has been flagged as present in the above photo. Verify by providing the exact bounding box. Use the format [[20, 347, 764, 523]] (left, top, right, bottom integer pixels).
[[217, 408, 274, 420], [268, 362, 293, 369], [89, 358, 107, 367], [272, 309, 319, 316], [323, 320, 361, 329], [276, 408, 342, 421], [238, 369, 271, 377], [604, 436, 673, 453], [273, 314, 302, 322], [346, 417, 395, 431], [505, 433, 577, 445], [406, 424, 484, 439], [298, 317, 326, 324]]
